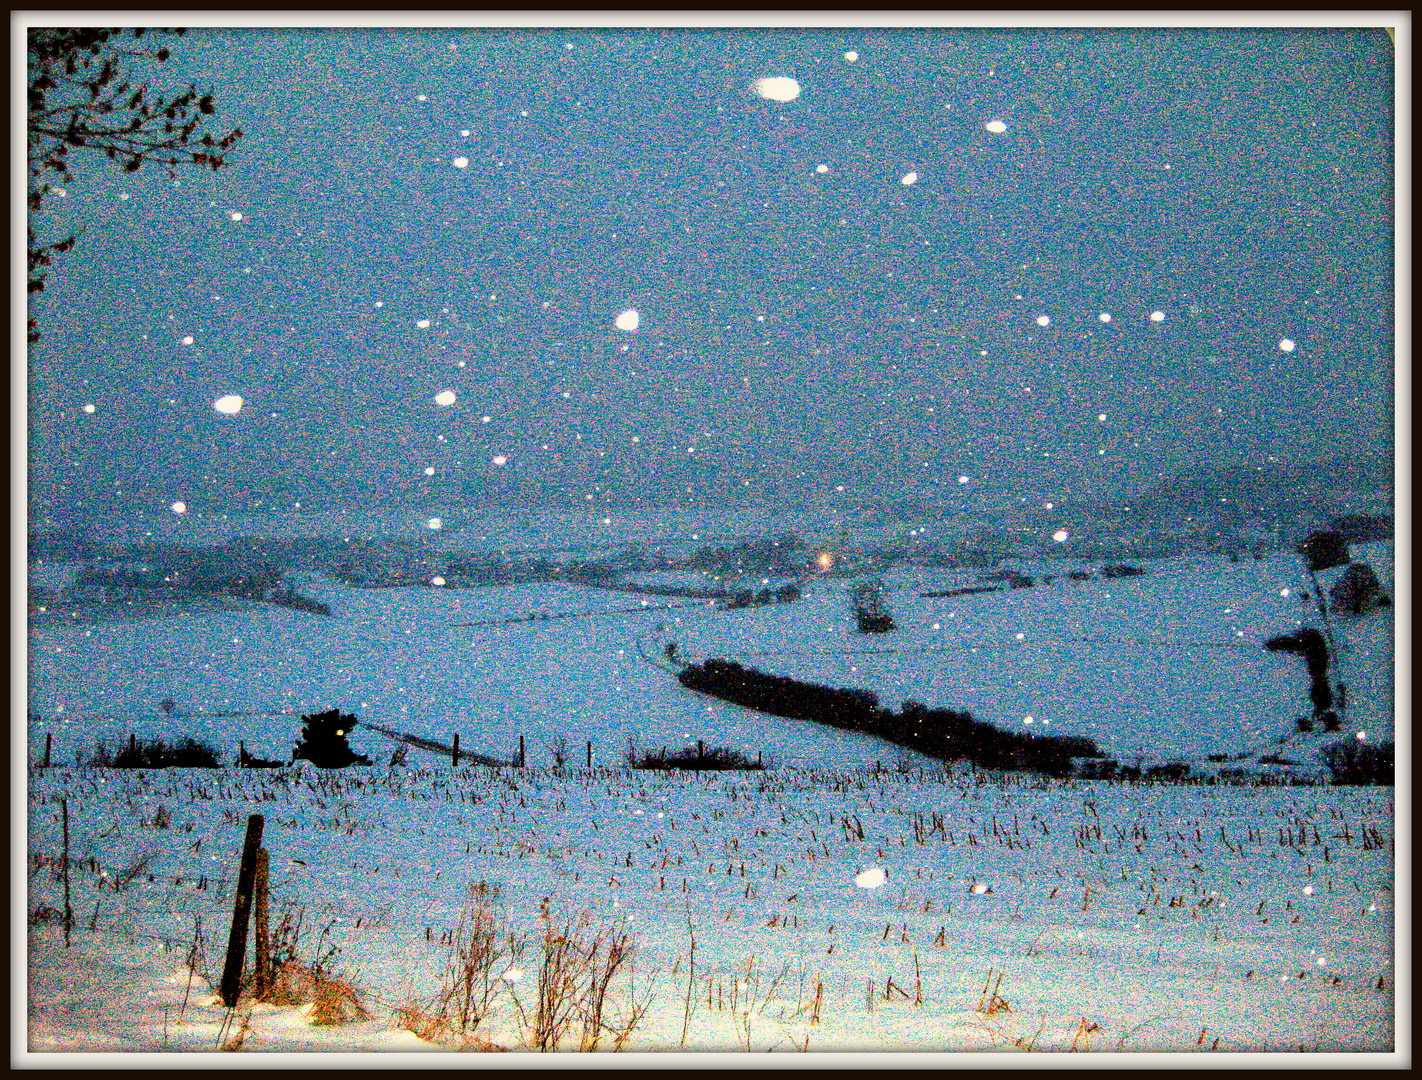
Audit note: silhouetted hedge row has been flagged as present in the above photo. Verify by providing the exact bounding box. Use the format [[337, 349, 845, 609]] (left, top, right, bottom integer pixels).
[[630, 745, 766, 771], [678, 658, 1100, 777], [85, 736, 220, 768]]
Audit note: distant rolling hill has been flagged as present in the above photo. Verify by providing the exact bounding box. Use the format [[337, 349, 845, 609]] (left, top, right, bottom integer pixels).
[[1127, 453, 1394, 522]]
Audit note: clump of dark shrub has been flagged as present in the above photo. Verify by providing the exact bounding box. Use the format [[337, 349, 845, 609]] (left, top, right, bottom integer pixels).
[[1297, 530, 1350, 572], [87, 736, 220, 768], [630, 745, 765, 771], [1329, 563, 1389, 616], [1100, 564, 1146, 579], [30, 903, 65, 925], [237, 742, 286, 768], [265, 586, 333, 615], [1144, 762, 1191, 781], [1320, 739, 1394, 786], [677, 659, 1101, 778]]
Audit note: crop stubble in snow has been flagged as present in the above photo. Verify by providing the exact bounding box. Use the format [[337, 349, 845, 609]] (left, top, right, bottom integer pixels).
[[27, 765, 1394, 1053]]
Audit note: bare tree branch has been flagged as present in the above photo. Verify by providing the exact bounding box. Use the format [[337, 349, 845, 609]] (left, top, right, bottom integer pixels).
[[27, 26, 242, 342]]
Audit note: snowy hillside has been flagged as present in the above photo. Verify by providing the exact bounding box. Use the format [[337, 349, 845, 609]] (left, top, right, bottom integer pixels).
[[26, 525, 1394, 777], [22, 516, 1398, 1058]]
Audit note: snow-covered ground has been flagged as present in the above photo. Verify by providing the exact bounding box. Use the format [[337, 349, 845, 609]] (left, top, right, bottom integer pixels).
[[20, 512, 1401, 1059]]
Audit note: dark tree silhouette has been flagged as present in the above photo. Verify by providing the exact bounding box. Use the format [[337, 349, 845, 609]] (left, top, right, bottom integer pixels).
[[27, 27, 242, 340], [293, 709, 371, 768]]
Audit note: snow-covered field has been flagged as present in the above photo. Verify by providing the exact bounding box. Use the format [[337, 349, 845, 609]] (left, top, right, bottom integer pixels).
[[20, 511, 1401, 1060]]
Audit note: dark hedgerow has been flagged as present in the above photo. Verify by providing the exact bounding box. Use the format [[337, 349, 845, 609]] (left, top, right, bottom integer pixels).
[[677, 658, 1101, 778], [1320, 739, 1394, 786], [629, 744, 766, 771], [87, 736, 220, 768]]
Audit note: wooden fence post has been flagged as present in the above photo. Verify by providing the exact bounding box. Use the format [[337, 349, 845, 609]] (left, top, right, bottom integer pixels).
[[61, 798, 72, 948], [452, 733, 460, 766], [42, 732, 52, 768], [219, 814, 265, 1008], [253, 848, 270, 1000], [518, 735, 525, 768], [586, 741, 593, 769]]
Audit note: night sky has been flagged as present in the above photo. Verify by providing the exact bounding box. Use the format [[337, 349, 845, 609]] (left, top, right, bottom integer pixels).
[[25, 24, 1396, 525]]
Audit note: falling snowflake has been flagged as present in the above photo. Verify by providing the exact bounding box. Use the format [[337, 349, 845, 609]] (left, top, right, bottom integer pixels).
[[751, 77, 801, 103], [1279, 339, 1297, 353], [453, 157, 469, 169], [615, 309, 640, 332], [854, 866, 886, 889], [213, 394, 244, 415], [170, 501, 187, 515], [985, 119, 1007, 133], [434, 390, 457, 406], [901, 171, 919, 186]]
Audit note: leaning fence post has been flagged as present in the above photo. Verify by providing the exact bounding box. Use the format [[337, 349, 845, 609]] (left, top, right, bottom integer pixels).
[[452, 733, 460, 766], [42, 732, 52, 768], [253, 848, 270, 1000], [518, 735, 525, 768], [219, 814, 265, 1008], [587, 740, 593, 769]]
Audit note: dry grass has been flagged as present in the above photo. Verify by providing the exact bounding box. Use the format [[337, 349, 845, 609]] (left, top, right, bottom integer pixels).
[[529, 900, 643, 1051], [393, 1003, 509, 1050], [977, 968, 1012, 1016], [250, 959, 371, 1025], [397, 881, 522, 1047], [396, 887, 648, 1052]]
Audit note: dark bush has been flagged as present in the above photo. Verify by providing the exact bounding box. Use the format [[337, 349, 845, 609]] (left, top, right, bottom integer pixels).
[[1320, 739, 1394, 785], [236, 742, 285, 768], [293, 708, 371, 767], [1329, 563, 1388, 616], [1100, 564, 1146, 579], [1297, 530, 1349, 572]]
